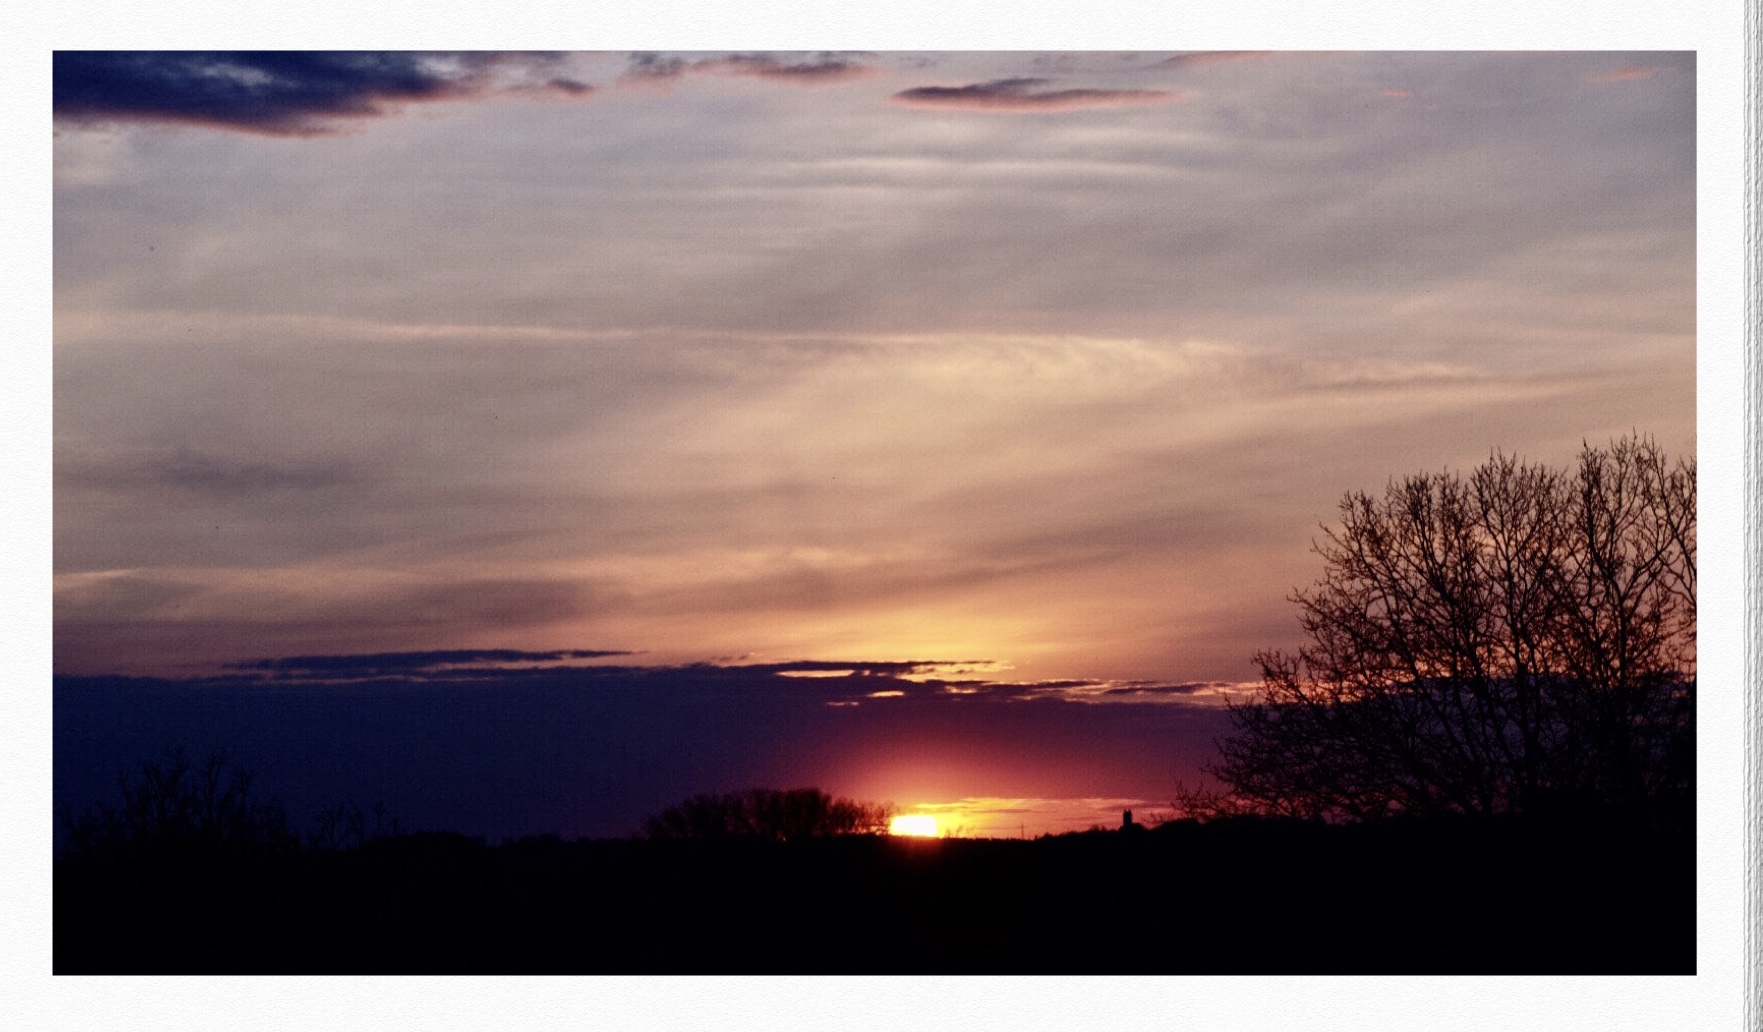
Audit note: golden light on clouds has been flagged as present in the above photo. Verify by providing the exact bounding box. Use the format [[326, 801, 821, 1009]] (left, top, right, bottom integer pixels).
[[52, 45, 1696, 712]]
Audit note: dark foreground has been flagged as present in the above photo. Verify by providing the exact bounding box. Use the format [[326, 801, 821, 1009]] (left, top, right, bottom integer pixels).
[[56, 814, 1692, 974]]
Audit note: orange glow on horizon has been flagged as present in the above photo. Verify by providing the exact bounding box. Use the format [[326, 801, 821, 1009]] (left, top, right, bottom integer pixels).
[[888, 814, 939, 837], [869, 797, 1173, 839]]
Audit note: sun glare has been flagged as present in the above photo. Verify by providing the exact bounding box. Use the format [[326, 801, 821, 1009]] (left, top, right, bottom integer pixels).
[[889, 814, 939, 837]]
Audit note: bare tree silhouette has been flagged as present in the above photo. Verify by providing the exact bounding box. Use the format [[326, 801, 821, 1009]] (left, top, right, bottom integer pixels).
[[310, 800, 403, 852], [62, 747, 297, 865], [1211, 435, 1694, 824]]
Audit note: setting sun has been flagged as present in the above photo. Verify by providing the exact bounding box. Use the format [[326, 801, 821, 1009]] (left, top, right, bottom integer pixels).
[[889, 814, 939, 837]]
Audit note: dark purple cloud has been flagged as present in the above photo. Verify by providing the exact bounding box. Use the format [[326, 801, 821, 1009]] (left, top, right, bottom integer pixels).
[[620, 52, 876, 88], [230, 649, 636, 678], [714, 54, 877, 83], [205, 650, 1229, 703], [58, 447, 359, 496], [891, 77, 1180, 112], [54, 577, 621, 675], [52, 51, 592, 135], [1097, 681, 1226, 699]]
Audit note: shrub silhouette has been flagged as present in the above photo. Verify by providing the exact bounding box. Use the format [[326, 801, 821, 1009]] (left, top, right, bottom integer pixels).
[[1212, 435, 1694, 824], [642, 787, 895, 841]]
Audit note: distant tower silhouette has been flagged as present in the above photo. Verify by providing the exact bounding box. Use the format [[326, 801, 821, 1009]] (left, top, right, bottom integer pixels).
[[1122, 809, 1134, 830]]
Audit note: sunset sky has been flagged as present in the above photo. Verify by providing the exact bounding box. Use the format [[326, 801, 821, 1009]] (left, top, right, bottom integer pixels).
[[53, 50, 1698, 838]]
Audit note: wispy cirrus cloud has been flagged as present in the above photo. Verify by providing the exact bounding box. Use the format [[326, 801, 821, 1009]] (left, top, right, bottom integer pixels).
[[52, 51, 593, 135], [890, 77, 1180, 112], [1156, 51, 1277, 70], [54, 52, 1696, 693]]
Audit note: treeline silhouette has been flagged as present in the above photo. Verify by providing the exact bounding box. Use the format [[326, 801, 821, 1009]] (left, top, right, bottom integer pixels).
[[56, 756, 1690, 974], [56, 438, 1697, 973], [642, 787, 894, 841]]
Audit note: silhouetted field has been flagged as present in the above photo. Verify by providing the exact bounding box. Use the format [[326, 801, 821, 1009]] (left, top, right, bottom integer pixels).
[[55, 811, 1690, 974]]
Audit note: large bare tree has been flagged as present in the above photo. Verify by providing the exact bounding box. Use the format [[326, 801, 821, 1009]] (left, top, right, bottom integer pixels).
[[1211, 436, 1694, 823]]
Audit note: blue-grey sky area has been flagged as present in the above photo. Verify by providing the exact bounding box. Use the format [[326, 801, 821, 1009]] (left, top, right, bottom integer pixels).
[[54, 653, 1233, 839], [53, 51, 1695, 835]]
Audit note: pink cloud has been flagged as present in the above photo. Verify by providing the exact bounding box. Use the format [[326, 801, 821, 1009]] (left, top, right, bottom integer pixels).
[[1584, 65, 1661, 84]]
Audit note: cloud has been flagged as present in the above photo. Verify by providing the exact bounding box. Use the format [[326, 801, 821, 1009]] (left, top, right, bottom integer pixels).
[[890, 78, 1181, 112], [620, 53, 688, 79], [230, 648, 634, 678], [58, 446, 358, 497], [750, 658, 989, 678], [52, 51, 593, 135], [1094, 681, 1247, 703], [1157, 51, 1277, 70], [52, 52, 1695, 689], [1583, 65, 1661, 84], [54, 572, 621, 675], [150, 647, 1238, 708], [713, 54, 877, 84], [620, 52, 876, 89]]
